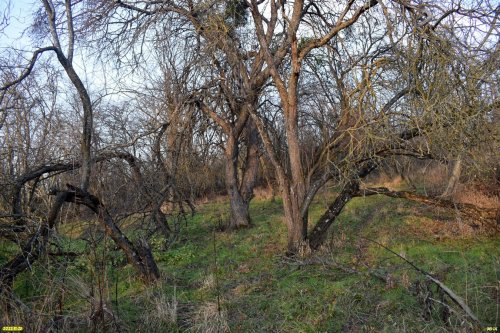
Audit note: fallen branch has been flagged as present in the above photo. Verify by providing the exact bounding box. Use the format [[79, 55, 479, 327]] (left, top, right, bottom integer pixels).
[[359, 187, 498, 223], [361, 236, 480, 324]]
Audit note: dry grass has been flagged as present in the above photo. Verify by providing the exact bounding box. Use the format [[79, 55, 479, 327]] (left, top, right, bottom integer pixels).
[[67, 274, 122, 332], [1, 277, 96, 333], [453, 184, 499, 209], [404, 215, 477, 239], [368, 174, 406, 190], [143, 289, 178, 330], [253, 186, 276, 200], [196, 193, 230, 205], [188, 301, 230, 333], [201, 273, 216, 290]]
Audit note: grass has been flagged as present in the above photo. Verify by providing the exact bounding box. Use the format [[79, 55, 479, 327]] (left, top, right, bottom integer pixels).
[[2, 192, 499, 332]]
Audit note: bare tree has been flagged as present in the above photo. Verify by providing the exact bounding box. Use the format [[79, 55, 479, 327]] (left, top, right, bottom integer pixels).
[[0, 0, 160, 285], [81, 0, 499, 252], [247, 0, 499, 252], [87, 0, 268, 228]]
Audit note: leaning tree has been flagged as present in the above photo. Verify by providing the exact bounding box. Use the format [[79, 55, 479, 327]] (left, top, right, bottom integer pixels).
[[246, 0, 499, 252], [0, 0, 161, 289]]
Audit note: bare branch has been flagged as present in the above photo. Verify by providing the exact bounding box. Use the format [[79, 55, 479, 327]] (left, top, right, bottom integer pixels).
[[0, 47, 57, 91]]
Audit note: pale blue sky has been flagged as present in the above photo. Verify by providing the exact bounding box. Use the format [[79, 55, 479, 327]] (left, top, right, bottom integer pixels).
[[0, 0, 130, 104], [0, 0, 36, 50]]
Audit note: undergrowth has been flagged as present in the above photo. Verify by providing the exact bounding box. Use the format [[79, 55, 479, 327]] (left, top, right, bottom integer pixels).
[[1, 193, 498, 332]]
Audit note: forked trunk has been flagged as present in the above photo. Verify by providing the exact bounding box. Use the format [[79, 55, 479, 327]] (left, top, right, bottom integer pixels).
[[225, 121, 260, 229]]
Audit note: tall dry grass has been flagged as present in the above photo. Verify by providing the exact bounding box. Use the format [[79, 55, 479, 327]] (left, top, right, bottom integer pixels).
[[188, 301, 230, 333]]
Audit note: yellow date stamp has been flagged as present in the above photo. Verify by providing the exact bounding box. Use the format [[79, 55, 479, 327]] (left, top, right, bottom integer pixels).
[[485, 327, 498, 332], [1, 327, 23, 332]]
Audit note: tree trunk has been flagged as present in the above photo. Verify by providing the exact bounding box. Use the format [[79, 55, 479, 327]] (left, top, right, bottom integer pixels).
[[280, 179, 306, 253], [55, 52, 93, 192], [284, 204, 305, 254], [280, 87, 308, 253], [441, 157, 462, 198], [61, 185, 160, 282], [228, 187, 252, 228], [225, 134, 252, 228], [308, 182, 359, 250], [249, 103, 307, 253], [240, 120, 260, 203]]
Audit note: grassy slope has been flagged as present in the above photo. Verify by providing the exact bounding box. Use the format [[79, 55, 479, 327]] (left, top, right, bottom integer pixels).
[[4, 193, 499, 332]]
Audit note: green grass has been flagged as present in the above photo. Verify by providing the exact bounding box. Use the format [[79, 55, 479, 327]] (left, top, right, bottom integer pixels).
[[2, 193, 499, 332]]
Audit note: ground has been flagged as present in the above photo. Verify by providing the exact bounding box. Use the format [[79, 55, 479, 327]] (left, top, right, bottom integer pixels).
[[1, 190, 499, 332]]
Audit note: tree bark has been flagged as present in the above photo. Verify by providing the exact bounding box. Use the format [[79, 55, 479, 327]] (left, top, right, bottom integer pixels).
[[57, 184, 160, 282], [240, 120, 260, 204], [280, 178, 306, 253], [225, 133, 252, 228], [308, 181, 359, 250], [441, 157, 462, 198]]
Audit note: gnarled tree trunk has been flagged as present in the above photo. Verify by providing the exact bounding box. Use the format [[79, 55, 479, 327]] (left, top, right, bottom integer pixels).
[[225, 120, 260, 229], [59, 185, 160, 282]]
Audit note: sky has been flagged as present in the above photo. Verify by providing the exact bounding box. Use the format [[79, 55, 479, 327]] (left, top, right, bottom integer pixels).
[[0, 0, 35, 50], [0, 0, 133, 105]]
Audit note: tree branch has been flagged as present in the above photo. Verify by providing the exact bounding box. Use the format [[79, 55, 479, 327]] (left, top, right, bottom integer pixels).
[[362, 236, 480, 324], [0, 47, 57, 91], [358, 187, 498, 222]]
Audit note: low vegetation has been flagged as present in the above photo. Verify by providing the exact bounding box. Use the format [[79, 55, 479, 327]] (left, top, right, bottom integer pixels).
[[2, 183, 497, 332]]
